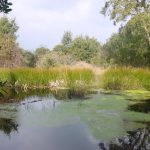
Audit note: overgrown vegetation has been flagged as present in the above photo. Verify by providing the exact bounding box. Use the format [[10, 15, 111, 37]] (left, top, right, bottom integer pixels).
[[0, 17, 23, 68], [0, 67, 94, 95], [0, 1, 150, 93], [101, 0, 150, 67], [0, 80, 7, 97], [101, 68, 150, 90], [2, 67, 150, 95]]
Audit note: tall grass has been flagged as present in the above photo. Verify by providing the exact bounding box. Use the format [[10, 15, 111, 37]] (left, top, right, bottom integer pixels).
[[1, 67, 150, 92], [100, 67, 150, 90], [0, 67, 94, 91]]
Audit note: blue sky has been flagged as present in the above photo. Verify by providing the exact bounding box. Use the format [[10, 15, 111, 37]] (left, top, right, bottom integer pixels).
[[9, 0, 119, 51]]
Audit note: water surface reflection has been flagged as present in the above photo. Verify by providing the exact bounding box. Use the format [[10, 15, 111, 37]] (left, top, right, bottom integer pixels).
[[0, 90, 149, 150]]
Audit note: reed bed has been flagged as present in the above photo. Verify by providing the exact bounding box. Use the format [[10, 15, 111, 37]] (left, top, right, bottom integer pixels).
[[1, 67, 150, 92], [0, 67, 94, 92], [100, 67, 150, 90]]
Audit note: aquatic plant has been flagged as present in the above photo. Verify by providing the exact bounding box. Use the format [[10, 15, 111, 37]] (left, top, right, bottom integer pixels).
[[100, 67, 150, 90], [1, 67, 150, 93], [0, 67, 94, 95], [0, 80, 7, 97]]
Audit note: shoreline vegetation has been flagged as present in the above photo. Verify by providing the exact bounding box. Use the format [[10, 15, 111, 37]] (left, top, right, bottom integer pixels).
[[0, 66, 95, 99], [1, 66, 150, 99]]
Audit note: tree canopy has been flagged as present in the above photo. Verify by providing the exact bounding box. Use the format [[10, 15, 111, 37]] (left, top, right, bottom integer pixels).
[[0, 17, 18, 38], [22, 50, 36, 67], [101, 0, 150, 23], [100, 0, 150, 67], [102, 14, 150, 67], [0, 17, 22, 67], [61, 31, 72, 47]]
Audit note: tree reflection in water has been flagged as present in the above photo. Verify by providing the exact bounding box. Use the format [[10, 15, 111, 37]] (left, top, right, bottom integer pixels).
[[0, 118, 19, 136]]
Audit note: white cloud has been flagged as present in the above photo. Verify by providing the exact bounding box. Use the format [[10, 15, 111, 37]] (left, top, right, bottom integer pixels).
[[8, 0, 118, 50]]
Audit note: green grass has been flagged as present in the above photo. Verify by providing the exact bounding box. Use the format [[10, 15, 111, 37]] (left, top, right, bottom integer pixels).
[[100, 67, 150, 90], [1, 67, 150, 93], [0, 67, 94, 92]]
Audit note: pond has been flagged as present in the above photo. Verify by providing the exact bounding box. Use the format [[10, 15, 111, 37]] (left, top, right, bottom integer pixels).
[[0, 90, 150, 150]]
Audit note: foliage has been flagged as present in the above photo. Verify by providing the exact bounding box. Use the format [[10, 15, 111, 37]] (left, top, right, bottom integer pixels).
[[0, 80, 7, 97], [34, 47, 49, 65], [103, 13, 150, 67], [0, 34, 23, 67], [101, 0, 150, 67], [61, 31, 73, 47], [0, 17, 18, 38], [40, 51, 75, 67], [22, 50, 36, 67], [0, 67, 94, 91], [55, 33, 102, 63], [36, 51, 76, 68], [100, 67, 150, 90], [53, 44, 66, 52], [70, 36, 102, 63], [7, 72, 17, 88], [0, 17, 23, 68], [101, 0, 150, 24], [0, 0, 12, 13], [64, 68, 94, 94], [101, 0, 150, 45], [35, 47, 49, 59]]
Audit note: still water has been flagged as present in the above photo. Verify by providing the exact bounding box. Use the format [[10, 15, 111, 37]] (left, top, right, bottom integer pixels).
[[0, 90, 149, 150]]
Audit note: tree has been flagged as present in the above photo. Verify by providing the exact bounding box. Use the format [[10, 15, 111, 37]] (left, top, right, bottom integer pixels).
[[36, 51, 76, 68], [34, 47, 49, 62], [101, 0, 150, 45], [53, 44, 66, 52], [53, 31, 73, 54], [70, 36, 102, 63], [0, 35, 23, 67], [22, 50, 36, 67], [0, 17, 18, 38], [103, 15, 150, 67], [0, 0, 12, 13], [52, 33, 102, 64], [101, 0, 150, 23], [61, 31, 73, 47], [0, 17, 22, 68]]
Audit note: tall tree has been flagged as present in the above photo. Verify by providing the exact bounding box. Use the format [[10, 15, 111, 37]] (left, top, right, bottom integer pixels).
[[101, 0, 150, 45], [103, 15, 150, 67], [54, 33, 102, 63], [0, 17, 22, 68], [0, 35, 23, 67], [101, 0, 150, 23], [61, 31, 73, 47], [70, 36, 102, 63], [0, 17, 18, 38]]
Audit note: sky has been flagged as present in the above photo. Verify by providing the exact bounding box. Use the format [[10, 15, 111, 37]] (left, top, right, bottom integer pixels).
[[8, 0, 119, 51]]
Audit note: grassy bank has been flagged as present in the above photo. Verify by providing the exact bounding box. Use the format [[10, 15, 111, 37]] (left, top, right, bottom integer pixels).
[[0, 67, 94, 93], [1, 67, 150, 94], [100, 67, 150, 90]]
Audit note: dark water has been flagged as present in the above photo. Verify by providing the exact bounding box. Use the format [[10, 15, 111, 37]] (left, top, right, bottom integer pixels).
[[0, 90, 150, 150], [128, 100, 150, 113]]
